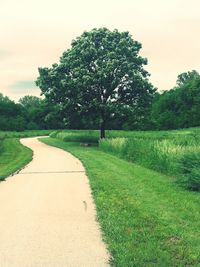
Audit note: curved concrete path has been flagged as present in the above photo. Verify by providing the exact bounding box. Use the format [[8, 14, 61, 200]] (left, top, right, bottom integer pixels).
[[0, 137, 109, 267]]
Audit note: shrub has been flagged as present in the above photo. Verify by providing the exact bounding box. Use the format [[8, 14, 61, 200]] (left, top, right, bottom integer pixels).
[[177, 153, 200, 191]]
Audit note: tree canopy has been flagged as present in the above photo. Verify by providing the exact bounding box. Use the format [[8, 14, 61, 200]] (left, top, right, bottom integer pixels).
[[0, 93, 65, 131], [36, 28, 155, 138], [0, 93, 25, 131], [151, 70, 200, 129], [19, 96, 65, 130], [176, 70, 199, 87], [19, 95, 43, 109]]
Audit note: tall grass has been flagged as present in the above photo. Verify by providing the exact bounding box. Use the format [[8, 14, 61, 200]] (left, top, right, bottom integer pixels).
[[50, 130, 99, 143], [99, 134, 200, 191], [100, 138, 175, 174], [50, 127, 200, 141], [51, 128, 200, 191]]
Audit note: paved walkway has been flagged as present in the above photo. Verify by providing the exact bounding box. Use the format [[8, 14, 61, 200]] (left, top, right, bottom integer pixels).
[[0, 137, 109, 267]]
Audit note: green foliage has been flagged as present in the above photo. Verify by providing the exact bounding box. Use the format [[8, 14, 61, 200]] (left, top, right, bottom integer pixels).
[[151, 72, 200, 130], [176, 70, 200, 87], [0, 92, 65, 131], [19, 96, 66, 130], [36, 28, 155, 137], [177, 153, 200, 191], [19, 95, 43, 109], [41, 137, 200, 266], [0, 93, 26, 131]]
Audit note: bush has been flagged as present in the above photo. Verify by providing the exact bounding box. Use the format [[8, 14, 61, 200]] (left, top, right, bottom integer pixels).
[[177, 153, 200, 191]]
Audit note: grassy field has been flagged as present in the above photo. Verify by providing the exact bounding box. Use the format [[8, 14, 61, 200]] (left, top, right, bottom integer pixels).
[[41, 137, 200, 266], [0, 129, 52, 139], [51, 128, 200, 191], [0, 130, 53, 180], [50, 127, 200, 142], [100, 135, 200, 190]]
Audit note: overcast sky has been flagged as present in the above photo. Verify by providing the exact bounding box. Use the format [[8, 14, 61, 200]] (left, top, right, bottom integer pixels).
[[1, 0, 200, 101]]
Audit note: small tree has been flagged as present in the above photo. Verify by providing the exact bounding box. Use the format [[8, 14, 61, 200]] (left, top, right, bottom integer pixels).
[[36, 28, 155, 138]]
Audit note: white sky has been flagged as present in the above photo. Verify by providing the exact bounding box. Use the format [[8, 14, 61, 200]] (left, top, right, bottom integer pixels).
[[1, 0, 200, 101]]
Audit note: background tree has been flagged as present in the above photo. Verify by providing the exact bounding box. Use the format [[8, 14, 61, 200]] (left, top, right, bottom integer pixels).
[[151, 72, 200, 129], [0, 93, 25, 131], [19, 95, 42, 109], [36, 28, 156, 138], [19, 95, 43, 129], [19, 95, 65, 130], [176, 70, 199, 87]]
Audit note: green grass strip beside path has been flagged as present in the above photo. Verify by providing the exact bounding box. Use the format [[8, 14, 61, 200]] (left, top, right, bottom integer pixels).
[[0, 138, 32, 180], [40, 137, 200, 267]]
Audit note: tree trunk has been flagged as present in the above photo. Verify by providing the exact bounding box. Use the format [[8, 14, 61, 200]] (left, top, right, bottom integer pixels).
[[100, 120, 106, 139]]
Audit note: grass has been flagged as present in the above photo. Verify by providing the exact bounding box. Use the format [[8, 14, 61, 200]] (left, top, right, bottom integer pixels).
[[41, 137, 200, 266], [50, 127, 200, 142], [0, 129, 53, 139], [50, 130, 99, 143], [0, 129, 53, 180], [99, 135, 200, 191], [51, 128, 200, 191], [99, 137, 195, 174], [0, 138, 33, 180]]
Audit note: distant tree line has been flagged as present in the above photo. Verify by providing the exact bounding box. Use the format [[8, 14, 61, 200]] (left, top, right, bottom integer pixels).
[[0, 94, 65, 131], [150, 70, 200, 130], [65, 69, 200, 131], [1, 70, 200, 132]]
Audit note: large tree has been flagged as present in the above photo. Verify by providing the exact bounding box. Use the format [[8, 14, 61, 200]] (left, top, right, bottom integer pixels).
[[36, 28, 155, 138]]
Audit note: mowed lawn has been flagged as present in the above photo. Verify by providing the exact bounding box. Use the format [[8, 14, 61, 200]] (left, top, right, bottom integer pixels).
[[41, 137, 200, 266], [0, 138, 32, 180], [0, 130, 52, 180]]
